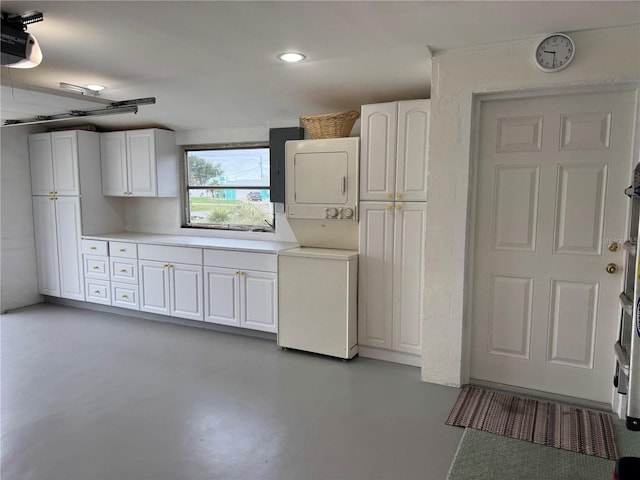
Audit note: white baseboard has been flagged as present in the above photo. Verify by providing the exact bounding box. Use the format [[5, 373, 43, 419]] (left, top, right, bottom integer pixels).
[[358, 346, 421, 367]]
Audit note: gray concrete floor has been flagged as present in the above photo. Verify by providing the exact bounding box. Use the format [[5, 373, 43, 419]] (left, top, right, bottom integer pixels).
[[1, 303, 463, 480]]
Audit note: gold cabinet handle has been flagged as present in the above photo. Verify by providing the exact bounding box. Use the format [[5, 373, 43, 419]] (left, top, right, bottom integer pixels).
[[164, 263, 170, 268], [239, 271, 245, 276], [122, 294, 128, 299], [119, 248, 126, 253], [94, 290, 100, 294], [386, 193, 392, 199], [396, 205, 401, 210], [48, 196, 54, 200], [386, 205, 392, 210], [49, 191, 54, 195], [90, 246, 97, 251], [92, 266, 99, 270], [396, 193, 401, 199]]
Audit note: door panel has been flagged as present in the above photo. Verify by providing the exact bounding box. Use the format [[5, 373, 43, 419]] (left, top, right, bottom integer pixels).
[[51, 131, 80, 196], [242, 271, 277, 332], [170, 264, 203, 321], [139, 260, 169, 315], [471, 90, 636, 403], [32, 196, 60, 296], [29, 134, 54, 195], [392, 202, 426, 355], [204, 267, 239, 327], [55, 196, 84, 300]]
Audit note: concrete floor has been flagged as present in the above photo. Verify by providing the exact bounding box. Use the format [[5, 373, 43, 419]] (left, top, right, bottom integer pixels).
[[1, 303, 463, 480]]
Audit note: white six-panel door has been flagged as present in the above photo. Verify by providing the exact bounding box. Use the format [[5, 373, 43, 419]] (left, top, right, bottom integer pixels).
[[471, 90, 636, 403]]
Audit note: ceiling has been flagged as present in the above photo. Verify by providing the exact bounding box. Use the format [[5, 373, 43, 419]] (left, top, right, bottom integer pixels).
[[1, 1, 639, 133]]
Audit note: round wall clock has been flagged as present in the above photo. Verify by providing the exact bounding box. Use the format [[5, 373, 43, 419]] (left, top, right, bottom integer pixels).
[[534, 33, 575, 72]]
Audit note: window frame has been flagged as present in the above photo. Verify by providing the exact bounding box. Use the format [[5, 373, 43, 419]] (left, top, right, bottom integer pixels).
[[181, 142, 275, 232]]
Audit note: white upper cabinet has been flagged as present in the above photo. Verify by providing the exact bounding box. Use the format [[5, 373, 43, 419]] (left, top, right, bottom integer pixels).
[[360, 100, 430, 202], [29, 131, 81, 196], [100, 128, 178, 197]]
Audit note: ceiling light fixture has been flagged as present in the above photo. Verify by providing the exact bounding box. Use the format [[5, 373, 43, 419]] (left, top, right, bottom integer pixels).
[[277, 52, 306, 63], [86, 84, 106, 92], [59, 82, 103, 96]]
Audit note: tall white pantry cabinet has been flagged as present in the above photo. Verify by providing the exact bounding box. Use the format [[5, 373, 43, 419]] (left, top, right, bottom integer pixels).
[[29, 130, 125, 300], [358, 100, 430, 366]]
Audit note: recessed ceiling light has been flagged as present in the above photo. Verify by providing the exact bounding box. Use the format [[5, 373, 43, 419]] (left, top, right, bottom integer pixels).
[[86, 84, 106, 92], [277, 52, 306, 63]]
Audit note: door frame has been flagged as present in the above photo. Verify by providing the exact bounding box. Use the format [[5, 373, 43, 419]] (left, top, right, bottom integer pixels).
[[463, 83, 640, 407]]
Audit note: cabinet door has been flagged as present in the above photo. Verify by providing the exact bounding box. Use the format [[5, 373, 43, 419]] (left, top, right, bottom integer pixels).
[[139, 260, 170, 315], [204, 267, 240, 327], [29, 133, 54, 195], [358, 202, 394, 349], [32, 196, 60, 296], [360, 103, 397, 201], [396, 100, 429, 202], [392, 202, 426, 355], [51, 131, 80, 196], [127, 130, 157, 196], [170, 263, 203, 321], [100, 132, 128, 196], [55, 196, 84, 300], [241, 270, 277, 333]]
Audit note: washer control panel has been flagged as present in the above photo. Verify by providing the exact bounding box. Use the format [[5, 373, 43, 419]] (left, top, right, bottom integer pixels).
[[324, 206, 357, 220]]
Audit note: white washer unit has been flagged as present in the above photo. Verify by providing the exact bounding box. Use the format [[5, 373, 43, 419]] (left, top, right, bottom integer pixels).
[[278, 137, 360, 359]]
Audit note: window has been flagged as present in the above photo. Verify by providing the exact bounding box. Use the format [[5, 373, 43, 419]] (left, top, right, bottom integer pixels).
[[184, 145, 274, 232]]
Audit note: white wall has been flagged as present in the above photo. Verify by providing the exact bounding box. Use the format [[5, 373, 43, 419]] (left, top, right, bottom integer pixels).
[[0, 125, 44, 312], [422, 25, 640, 386]]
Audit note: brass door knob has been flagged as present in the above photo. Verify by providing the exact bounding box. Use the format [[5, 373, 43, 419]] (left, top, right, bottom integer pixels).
[[608, 241, 620, 252], [606, 263, 618, 274]]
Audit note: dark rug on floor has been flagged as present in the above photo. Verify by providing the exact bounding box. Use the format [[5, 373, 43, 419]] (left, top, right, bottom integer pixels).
[[445, 385, 619, 460]]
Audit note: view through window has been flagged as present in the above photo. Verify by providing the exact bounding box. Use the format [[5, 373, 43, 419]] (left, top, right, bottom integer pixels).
[[184, 146, 274, 231]]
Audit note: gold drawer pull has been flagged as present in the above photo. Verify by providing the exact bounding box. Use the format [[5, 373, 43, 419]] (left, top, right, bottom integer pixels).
[[121, 294, 128, 299], [119, 248, 126, 253], [120, 269, 127, 273], [94, 290, 100, 294], [90, 246, 97, 251], [92, 266, 99, 270]]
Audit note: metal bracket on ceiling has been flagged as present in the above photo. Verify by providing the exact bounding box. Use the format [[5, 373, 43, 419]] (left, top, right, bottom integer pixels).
[[2, 97, 156, 126]]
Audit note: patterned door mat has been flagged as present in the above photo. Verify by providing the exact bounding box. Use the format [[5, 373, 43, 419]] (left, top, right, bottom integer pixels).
[[446, 385, 619, 460]]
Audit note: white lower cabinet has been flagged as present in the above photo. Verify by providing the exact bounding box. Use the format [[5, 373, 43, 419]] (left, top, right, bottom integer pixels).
[[358, 201, 426, 365], [138, 245, 203, 321], [204, 250, 277, 333], [204, 267, 277, 332]]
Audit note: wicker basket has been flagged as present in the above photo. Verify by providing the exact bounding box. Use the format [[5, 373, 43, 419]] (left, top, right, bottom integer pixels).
[[299, 110, 360, 139]]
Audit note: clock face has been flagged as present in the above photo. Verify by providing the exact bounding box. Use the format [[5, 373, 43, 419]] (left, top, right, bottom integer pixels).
[[535, 34, 574, 72]]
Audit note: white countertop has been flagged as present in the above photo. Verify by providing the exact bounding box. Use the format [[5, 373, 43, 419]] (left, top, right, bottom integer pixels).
[[82, 232, 299, 254]]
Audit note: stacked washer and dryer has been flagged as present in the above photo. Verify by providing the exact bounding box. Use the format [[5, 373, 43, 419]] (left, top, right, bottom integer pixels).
[[277, 137, 359, 359]]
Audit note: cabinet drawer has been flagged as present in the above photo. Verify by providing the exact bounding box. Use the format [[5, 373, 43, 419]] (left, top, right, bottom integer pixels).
[[203, 249, 276, 272], [138, 244, 202, 265], [110, 258, 138, 284], [84, 255, 110, 280], [85, 279, 111, 305], [82, 239, 108, 256], [111, 282, 139, 310], [110, 241, 137, 258]]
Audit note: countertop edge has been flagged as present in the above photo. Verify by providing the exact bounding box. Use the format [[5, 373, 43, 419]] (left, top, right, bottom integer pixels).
[[82, 232, 299, 254]]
